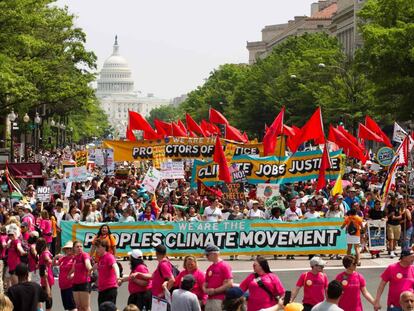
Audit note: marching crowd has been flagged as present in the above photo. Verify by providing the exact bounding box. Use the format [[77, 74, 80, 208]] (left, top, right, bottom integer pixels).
[[0, 147, 412, 310]]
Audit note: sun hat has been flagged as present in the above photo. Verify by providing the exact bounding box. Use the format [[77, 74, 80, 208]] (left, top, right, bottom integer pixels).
[[62, 241, 73, 249], [128, 249, 143, 259]]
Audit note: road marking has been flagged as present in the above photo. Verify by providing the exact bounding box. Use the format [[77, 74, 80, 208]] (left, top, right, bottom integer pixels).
[[232, 265, 388, 273]]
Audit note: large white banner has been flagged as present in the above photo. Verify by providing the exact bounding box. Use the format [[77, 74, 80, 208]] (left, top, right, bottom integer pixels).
[[160, 161, 184, 179]]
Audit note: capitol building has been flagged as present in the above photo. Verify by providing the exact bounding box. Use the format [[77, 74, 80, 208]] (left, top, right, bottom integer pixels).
[[96, 36, 170, 138]]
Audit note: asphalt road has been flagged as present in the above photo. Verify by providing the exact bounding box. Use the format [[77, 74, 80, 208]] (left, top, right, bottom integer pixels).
[[50, 255, 391, 310]]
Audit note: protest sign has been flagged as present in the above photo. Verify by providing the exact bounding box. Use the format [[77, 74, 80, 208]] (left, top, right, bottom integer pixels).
[[367, 219, 387, 251], [393, 122, 407, 143], [82, 190, 95, 200], [142, 167, 161, 193], [191, 149, 344, 187], [229, 163, 247, 183], [36, 186, 51, 203], [257, 184, 284, 210], [75, 151, 88, 167], [64, 166, 89, 182], [103, 149, 115, 175], [65, 182, 72, 198], [103, 137, 284, 162], [94, 149, 104, 166], [46, 179, 66, 195], [222, 183, 245, 200], [61, 218, 346, 257], [160, 161, 185, 179]]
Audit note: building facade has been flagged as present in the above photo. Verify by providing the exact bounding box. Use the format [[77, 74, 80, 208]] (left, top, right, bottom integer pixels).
[[247, 0, 365, 64], [96, 36, 170, 137]]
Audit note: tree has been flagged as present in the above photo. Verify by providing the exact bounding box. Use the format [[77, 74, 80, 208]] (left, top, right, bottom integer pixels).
[[358, 0, 414, 122]]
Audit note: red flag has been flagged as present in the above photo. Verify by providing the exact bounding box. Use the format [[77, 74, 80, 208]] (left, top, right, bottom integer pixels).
[[186, 114, 206, 137], [316, 143, 331, 191], [126, 126, 136, 141], [129, 111, 154, 133], [225, 124, 247, 142], [358, 123, 383, 143], [290, 107, 325, 153], [154, 119, 172, 136], [188, 130, 197, 138], [143, 130, 162, 140], [286, 126, 302, 151], [177, 119, 187, 133], [328, 125, 367, 163], [337, 125, 364, 150], [263, 107, 285, 156], [201, 120, 220, 136], [283, 124, 295, 137], [213, 136, 232, 183], [172, 122, 187, 137], [365, 116, 392, 147], [209, 108, 229, 124]]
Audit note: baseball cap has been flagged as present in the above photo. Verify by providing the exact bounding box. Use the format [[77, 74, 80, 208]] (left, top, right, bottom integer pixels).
[[400, 250, 414, 260], [154, 244, 167, 255], [128, 249, 143, 259], [310, 256, 327, 267], [225, 287, 244, 300], [204, 244, 220, 254], [21, 222, 28, 228]]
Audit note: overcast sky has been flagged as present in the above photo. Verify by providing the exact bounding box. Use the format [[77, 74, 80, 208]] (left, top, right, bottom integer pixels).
[[57, 0, 315, 99]]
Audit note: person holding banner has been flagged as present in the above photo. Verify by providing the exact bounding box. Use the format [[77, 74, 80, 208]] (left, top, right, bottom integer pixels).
[[291, 256, 328, 311], [203, 244, 233, 311], [335, 255, 375, 311], [239, 256, 285, 311], [69, 240, 93, 311]]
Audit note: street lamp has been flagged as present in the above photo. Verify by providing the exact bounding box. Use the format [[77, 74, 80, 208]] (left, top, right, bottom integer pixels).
[[8, 110, 17, 162], [34, 112, 41, 152], [60, 123, 66, 147], [23, 113, 30, 161]]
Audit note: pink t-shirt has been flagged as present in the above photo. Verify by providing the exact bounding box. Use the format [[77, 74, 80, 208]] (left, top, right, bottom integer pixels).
[[58, 255, 74, 290], [128, 264, 152, 294], [22, 214, 35, 231], [7, 239, 21, 271], [381, 262, 414, 307], [39, 250, 54, 287], [296, 271, 328, 306], [0, 235, 8, 259], [73, 251, 91, 285], [97, 252, 118, 291], [39, 219, 52, 243], [240, 273, 285, 311], [28, 245, 37, 272], [205, 260, 233, 300], [174, 269, 207, 304], [152, 259, 174, 298], [336, 271, 365, 311]]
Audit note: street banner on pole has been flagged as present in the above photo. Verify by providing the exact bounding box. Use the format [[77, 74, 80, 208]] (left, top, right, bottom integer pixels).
[[61, 218, 347, 257]]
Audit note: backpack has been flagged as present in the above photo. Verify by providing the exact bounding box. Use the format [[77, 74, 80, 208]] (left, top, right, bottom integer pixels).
[[347, 220, 357, 235], [158, 260, 180, 293]]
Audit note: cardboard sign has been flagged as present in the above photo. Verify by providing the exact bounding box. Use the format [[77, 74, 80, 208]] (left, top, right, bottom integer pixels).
[[82, 190, 95, 200], [46, 179, 66, 195], [160, 161, 185, 179], [64, 166, 89, 182], [36, 186, 51, 203], [222, 183, 245, 200], [142, 167, 161, 193]]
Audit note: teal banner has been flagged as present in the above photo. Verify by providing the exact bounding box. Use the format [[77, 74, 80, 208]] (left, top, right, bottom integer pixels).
[[61, 219, 346, 257]]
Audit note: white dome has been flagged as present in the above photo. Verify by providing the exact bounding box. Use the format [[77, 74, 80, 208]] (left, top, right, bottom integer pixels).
[[97, 36, 135, 94]]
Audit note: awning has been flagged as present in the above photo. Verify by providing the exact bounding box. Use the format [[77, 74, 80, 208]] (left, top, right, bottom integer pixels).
[[1, 163, 43, 179]]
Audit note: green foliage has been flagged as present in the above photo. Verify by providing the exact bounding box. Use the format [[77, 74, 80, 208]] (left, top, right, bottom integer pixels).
[[358, 0, 414, 121], [0, 0, 106, 144], [147, 105, 182, 126]]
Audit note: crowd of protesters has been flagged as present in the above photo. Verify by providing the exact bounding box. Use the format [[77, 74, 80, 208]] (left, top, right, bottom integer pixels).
[[0, 145, 412, 310]]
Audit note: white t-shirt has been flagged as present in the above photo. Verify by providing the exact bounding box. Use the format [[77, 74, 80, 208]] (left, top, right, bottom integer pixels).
[[284, 208, 302, 221], [203, 206, 222, 222], [304, 211, 321, 219], [248, 209, 265, 219], [311, 301, 343, 311]]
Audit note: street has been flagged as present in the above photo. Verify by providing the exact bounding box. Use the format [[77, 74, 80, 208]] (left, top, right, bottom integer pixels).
[[51, 254, 393, 310]]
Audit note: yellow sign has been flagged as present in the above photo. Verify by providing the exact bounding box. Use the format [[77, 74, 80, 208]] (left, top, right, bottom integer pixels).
[[103, 137, 285, 162], [75, 151, 88, 167]]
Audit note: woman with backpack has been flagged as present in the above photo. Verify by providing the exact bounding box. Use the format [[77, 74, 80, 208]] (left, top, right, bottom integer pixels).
[[341, 208, 363, 266], [239, 256, 285, 311], [119, 249, 152, 310], [36, 237, 54, 311]]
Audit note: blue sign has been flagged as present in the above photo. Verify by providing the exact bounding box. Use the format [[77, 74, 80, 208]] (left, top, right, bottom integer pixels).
[[376, 147, 395, 166]]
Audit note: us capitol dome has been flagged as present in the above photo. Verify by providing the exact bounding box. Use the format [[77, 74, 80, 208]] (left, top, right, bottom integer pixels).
[[96, 36, 170, 138]]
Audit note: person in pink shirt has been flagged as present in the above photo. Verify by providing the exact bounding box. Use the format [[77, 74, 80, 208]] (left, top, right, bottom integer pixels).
[[174, 255, 207, 307], [374, 250, 414, 310], [202, 244, 233, 311], [39, 210, 53, 248], [119, 249, 152, 311], [335, 255, 375, 311], [68, 240, 93, 311], [53, 241, 76, 311], [94, 239, 119, 306], [151, 244, 176, 299], [36, 237, 54, 311], [6, 227, 26, 287], [240, 256, 285, 311], [291, 256, 329, 311], [21, 204, 35, 232], [27, 231, 39, 284]]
